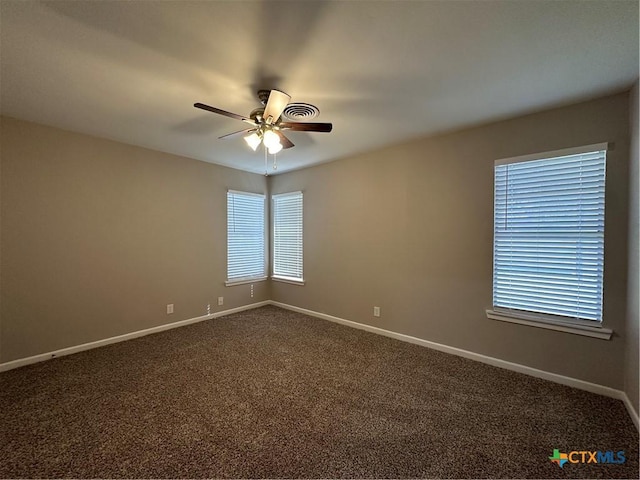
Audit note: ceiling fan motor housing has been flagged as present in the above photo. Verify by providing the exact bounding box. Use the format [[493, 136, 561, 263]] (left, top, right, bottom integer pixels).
[[257, 90, 272, 106], [250, 108, 265, 122]]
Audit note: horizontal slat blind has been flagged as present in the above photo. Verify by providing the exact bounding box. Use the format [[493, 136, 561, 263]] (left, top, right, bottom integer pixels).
[[493, 150, 606, 322], [273, 192, 303, 280], [227, 191, 265, 282]]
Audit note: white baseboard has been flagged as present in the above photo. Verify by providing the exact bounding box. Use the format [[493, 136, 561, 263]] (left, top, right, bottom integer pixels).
[[0, 301, 270, 373], [271, 301, 640, 431], [213, 300, 270, 318]]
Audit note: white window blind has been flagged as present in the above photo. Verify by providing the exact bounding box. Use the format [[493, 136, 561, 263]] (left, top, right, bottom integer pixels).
[[493, 146, 606, 323], [273, 191, 303, 281], [227, 190, 265, 283]]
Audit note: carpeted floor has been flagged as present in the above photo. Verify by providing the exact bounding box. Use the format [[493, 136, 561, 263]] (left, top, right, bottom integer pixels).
[[0, 305, 637, 479]]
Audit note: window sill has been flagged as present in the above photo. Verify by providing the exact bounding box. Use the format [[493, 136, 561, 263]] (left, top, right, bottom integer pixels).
[[225, 277, 268, 287], [485, 309, 613, 340], [271, 276, 305, 286]]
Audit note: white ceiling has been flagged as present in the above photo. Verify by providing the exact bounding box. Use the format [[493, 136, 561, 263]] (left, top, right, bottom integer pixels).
[[1, 1, 638, 174]]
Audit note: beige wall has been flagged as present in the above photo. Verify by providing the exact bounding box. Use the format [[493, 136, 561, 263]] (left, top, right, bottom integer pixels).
[[271, 92, 631, 390], [0, 117, 269, 363], [626, 82, 639, 415], [0, 118, 3, 362]]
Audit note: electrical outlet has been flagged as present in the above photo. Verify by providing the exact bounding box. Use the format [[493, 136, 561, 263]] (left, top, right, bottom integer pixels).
[[373, 306, 380, 317], [167, 304, 174, 314], [218, 296, 224, 306], [250, 284, 254, 298]]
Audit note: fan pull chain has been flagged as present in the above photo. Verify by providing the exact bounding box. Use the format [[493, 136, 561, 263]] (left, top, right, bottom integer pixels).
[[273, 153, 278, 171], [264, 145, 268, 176]]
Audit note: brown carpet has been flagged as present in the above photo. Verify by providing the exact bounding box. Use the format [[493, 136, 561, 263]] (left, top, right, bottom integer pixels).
[[0, 305, 637, 479]]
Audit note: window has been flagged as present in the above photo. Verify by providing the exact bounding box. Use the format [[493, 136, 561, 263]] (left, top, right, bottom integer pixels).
[[272, 191, 304, 283], [489, 144, 611, 338], [226, 190, 266, 284]]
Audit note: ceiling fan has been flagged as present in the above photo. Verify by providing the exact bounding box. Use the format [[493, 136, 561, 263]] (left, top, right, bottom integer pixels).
[[194, 89, 332, 155]]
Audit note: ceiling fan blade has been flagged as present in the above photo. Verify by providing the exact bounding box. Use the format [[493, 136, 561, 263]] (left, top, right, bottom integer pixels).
[[194, 103, 255, 125], [279, 122, 333, 133], [218, 128, 256, 140], [263, 90, 291, 125], [275, 131, 295, 149]]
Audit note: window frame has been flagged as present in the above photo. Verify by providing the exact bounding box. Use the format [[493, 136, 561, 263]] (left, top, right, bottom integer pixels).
[[225, 189, 267, 286], [486, 143, 613, 340], [271, 191, 305, 285]]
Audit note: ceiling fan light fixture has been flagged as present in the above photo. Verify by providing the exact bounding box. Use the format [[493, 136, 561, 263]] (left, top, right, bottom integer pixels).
[[262, 129, 281, 150], [268, 142, 283, 155], [244, 132, 261, 151]]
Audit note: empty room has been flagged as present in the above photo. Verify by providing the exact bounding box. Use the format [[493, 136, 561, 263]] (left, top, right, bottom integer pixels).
[[0, 1, 638, 479]]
